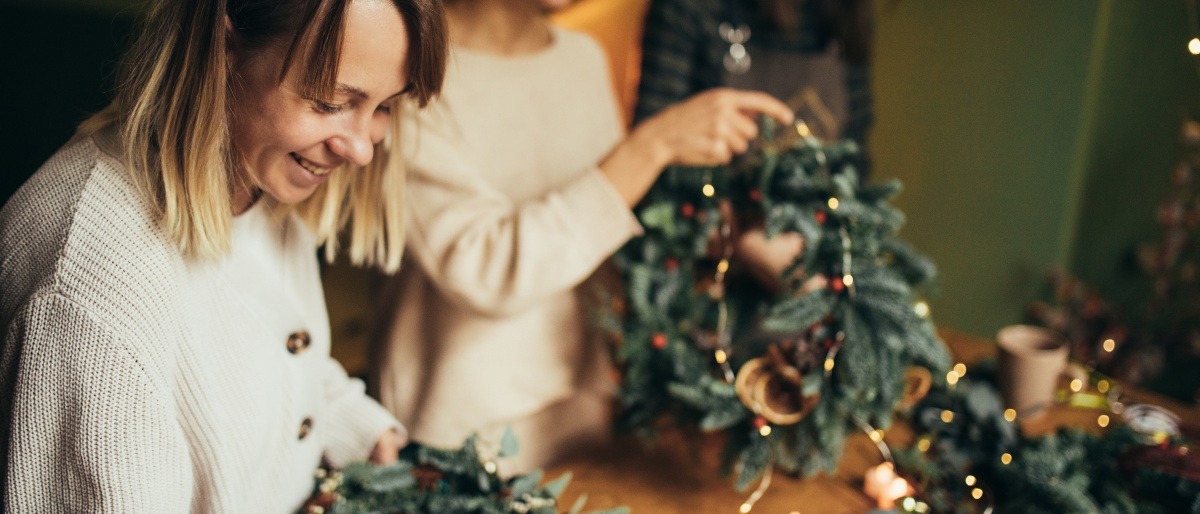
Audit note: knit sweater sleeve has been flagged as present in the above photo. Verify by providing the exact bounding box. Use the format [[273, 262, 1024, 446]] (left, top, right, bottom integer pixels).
[[401, 103, 642, 318], [3, 293, 193, 513], [318, 355, 403, 467]]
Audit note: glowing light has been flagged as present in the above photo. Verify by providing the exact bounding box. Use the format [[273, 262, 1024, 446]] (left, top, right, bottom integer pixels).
[[971, 488, 984, 500], [1004, 409, 1017, 422], [717, 259, 730, 274], [954, 363, 967, 377], [1001, 453, 1013, 465], [739, 503, 752, 513], [828, 198, 840, 210], [870, 430, 884, 443], [1070, 379, 1084, 392], [913, 301, 931, 318], [703, 184, 716, 197], [917, 438, 931, 452], [946, 371, 960, 386], [1190, 37, 1200, 55], [901, 498, 916, 511], [484, 461, 498, 474], [843, 274, 855, 287], [1103, 338, 1116, 352], [715, 349, 728, 364], [965, 475, 977, 486], [1097, 380, 1110, 394], [825, 358, 835, 372], [941, 410, 954, 423], [1098, 415, 1110, 428], [759, 425, 773, 437]]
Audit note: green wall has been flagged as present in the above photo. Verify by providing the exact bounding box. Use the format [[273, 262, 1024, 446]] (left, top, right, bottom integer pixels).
[[873, 1, 1199, 338]]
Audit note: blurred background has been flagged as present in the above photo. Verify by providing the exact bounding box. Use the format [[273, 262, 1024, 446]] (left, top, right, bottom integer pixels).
[[4, 0, 1198, 399]]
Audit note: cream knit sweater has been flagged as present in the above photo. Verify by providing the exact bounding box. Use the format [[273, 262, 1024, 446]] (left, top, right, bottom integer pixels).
[[373, 27, 641, 469], [0, 131, 401, 513]]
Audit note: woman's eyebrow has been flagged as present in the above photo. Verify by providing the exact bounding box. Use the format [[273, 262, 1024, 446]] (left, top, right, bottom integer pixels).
[[336, 83, 405, 101]]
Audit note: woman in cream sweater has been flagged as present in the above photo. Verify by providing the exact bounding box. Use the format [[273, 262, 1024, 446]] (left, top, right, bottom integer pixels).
[[372, 0, 796, 473], [0, 0, 445, 511]]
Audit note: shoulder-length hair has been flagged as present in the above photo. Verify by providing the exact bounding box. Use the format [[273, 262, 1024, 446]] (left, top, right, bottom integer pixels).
[[80, 0, 446, 272]]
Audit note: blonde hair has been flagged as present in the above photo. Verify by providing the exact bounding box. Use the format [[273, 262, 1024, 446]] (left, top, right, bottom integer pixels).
[[79, 0, 446, 272]]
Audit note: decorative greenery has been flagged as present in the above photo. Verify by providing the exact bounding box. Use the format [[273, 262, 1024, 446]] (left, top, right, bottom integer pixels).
[[612, 121, 950, 488], [893, 366, 1200, 514], [300, 430, 628, 514]]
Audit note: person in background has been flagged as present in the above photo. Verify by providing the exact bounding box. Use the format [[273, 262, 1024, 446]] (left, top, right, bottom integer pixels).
[[636, 0, 873, 175], [370, 0, 794, 473], [0, 0, 445, 511]]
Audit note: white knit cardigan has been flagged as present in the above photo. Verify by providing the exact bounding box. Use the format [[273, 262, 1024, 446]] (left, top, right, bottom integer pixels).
[[0, 131, 401, 513]]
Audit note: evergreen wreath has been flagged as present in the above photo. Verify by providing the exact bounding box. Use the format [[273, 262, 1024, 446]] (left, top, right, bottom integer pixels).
[[612, 121, 951, 488]]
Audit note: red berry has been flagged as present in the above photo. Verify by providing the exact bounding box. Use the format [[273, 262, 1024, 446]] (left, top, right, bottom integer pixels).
[[665, 258, 679, 271], [680, 203, 695, 217], [814, 211, 828, 225], [752, 416, 768, 429], [748, 189, 762, 201], [831, 276, 845, 293], [652, 333, 668, 350]]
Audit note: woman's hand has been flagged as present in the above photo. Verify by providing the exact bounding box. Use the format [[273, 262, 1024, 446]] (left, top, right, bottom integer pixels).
[[600, 88, 794, 206], [369, 428, 407, 465]]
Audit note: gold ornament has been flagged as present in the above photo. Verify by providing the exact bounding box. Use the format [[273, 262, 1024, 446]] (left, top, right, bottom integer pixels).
[[734, 346, 820, 425]]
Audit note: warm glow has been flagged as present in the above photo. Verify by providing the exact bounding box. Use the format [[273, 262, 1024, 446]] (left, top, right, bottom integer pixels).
[[971, 488, 983, 500], [1190, 37, 1200, 55], [484, 461, 497, 474], [863, 463, 915, 510], [843, 274, 855, 287], [953, 363, 967, 377], [715, 349, 728, 364], [825, 358, 835, 372], [717, 259, 730, 274], [913, 301, 931, 317], [870, 430, 884, 443], [946, 371, 960, 386], [1098, 415, 1110, 428], [759, 425, 772, 437], [703, 184, 716, 197], [1097, 380, 1110, 394], [917, 438, 931, 452], [1004, 409, 1017, 422], [1001, 453, 1013, 465], [1070, 379, 1084, 392], [941, 410, 954, 423], [828, 198, 840, 210], [1103, 338, 1116, 352], [965, 475, 976, 486], [739, 503, 752, 513]]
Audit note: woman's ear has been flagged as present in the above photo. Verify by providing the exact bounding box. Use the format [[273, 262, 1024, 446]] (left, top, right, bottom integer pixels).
[[224, 14, 239, 59]]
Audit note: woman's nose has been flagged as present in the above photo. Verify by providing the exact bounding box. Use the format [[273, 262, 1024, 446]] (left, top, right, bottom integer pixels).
[[328, 116, 378, 167]]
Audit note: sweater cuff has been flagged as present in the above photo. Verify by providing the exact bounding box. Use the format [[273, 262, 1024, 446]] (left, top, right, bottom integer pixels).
[[559, 167, 644, 251], [322, 394, 406, 468]]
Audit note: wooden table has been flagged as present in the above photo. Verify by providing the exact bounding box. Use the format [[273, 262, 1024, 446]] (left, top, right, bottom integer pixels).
[[545, 328, 1200, 513]]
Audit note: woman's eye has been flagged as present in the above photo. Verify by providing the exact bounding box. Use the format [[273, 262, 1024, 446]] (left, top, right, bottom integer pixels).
[[312, 100, 346, 114], [375, 103, 393, 116]]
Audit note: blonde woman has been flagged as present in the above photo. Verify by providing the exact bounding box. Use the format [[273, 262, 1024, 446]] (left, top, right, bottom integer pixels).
[[371, 0, 795, 473], [0, 0, 445, 511]]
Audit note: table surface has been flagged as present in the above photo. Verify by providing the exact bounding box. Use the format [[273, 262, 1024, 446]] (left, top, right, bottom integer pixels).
[[544, 328, 1200, 514]]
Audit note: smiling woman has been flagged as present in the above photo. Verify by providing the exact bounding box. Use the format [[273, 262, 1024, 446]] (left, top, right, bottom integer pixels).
[[0, 0, 445, 511]]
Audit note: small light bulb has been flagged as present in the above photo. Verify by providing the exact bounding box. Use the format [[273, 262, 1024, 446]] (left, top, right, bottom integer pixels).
[[953, 363, 967, 376], [759, 425, 772, 437], [1004, 409, 1017, 422], [1001, 453, 1012, 465], [917, 438, 931, 452], [1098, 414, 1110, 428], [716, 259, 730, 274], [1190, 37, 1200, 55], [739, 503, 752, 513], [703, 184, 716, 197], [946, 371, 960, 385], [1070, 379, 1084, 392], [824, 358, 835, 372], [971, 488, 983, 500], [913, 301, 931, 318], [1103, 338, 1116, 352], [1097, 380, 1110, 394], [715, 349, 728, 364], [842, 274, 854, 287], [941, 410, 954, 423], [484, 461, 498, 474], [827, 197, 840, 210], [869, 430, 884, 442], [965, 475, 976, 486]]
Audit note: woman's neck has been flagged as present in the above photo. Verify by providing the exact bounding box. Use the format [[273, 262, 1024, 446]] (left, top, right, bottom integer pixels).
[[446, 0, 552, 56]]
